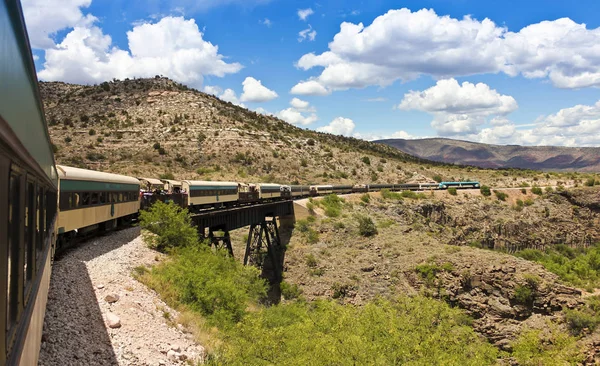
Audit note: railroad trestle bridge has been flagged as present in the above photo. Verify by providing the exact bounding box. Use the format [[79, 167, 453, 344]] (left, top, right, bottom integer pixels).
[[190, 200, 296, 280]]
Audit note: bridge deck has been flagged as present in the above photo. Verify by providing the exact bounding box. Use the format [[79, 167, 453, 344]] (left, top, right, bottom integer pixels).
[[190, 200, 294, 232]]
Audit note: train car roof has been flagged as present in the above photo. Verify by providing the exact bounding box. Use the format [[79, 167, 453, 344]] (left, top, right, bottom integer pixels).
[[162, 179, 182, 186], [183, 180, 239, 187], [311, 185, 333, 188], [139, 177, 163, 185], [57, 165, 140, 185], [257, 183, 281, 186], [440, 181, 479, 184], [1, 3, 57, 186]]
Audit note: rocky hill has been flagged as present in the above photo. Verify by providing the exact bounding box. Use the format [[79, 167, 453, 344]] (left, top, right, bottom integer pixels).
[[377, 138, 600, 172], [42, 77, 428, 184]]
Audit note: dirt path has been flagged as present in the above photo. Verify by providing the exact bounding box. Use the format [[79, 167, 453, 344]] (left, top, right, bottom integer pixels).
[[38, 228, 204, 366]]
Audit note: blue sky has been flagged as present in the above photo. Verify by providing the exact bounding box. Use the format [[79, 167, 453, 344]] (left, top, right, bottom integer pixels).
[[23, 0, 600, 146]]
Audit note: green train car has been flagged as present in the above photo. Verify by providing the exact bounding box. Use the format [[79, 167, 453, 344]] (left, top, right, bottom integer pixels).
[[0, 1, 59, 365]]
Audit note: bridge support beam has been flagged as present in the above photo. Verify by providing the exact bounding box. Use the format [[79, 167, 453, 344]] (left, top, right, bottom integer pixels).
[[244, 217, 281, 281], [207, 226, 234, 257]]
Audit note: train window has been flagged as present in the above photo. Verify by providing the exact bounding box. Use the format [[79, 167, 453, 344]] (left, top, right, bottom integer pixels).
[[100, 192, 106, 204], [36, 187, 45, 271], [7, 172, 22, 339], [82, 192, 90, 206], [24, 181, 35, 299], [118, 193, 123, 202], [91, 192, 99, 205], [74, 192, 80, 208]]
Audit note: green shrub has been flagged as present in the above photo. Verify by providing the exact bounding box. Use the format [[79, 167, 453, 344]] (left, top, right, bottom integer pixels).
[[524, 198, 534, 206], [89, 128, 96, 135], [360, 193, 370, 203], [448, 187, 457, 196], [361, 156, 371, 165], [513, 285, 534, 304], [521, 188, 527, 194], [512, 325, 583, 365], [139, 201, 197, 252], [516, 244, 600, 289], [139, 244, 266, 326], [64, 136, 72, 143], [280, 281, 303, 300], [300, 158, 308, 167], [494, 191, 508, 201], [480, 185, 491, 196], [356, 215, 377, 237], [564, 309, 600, 335], [305, 253, 318, 268], [381, 188, 402, 200], [319, 194, 344, 218], [433, 175, 443, 183], [545, 186, 554, 193], [217, 296, 498, 365], [531, 186, 543, 195], [585, 178, 596, 187]]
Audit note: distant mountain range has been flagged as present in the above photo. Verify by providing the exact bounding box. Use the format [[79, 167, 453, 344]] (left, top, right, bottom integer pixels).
[[376, 138, 600, 172]]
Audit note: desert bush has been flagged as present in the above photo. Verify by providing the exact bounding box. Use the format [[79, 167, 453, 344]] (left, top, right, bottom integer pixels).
[[515, 244, 600, 289], [159, 172, 175, 180], [305, 254, 318, 268], [448, 187, 457, 196], [139, 244, 266, 326], [280, 281, 303, 300], [494, 191, 508, 201], [88, 129, 96, 135], [433, 175, 443, 183], [381, 189, 402, 200], [585, 178, 596, 187], [564, 309, 600, 335], [361, 156, 371, 165], [356, 215, 377, 237], [319, 194, 344, 218], [480, 185, 491, 196], [139, 201, 197, 252], [512, 325, 583, 365], [360, 193, 370, 203], [64, 136, 72, 143], [531, 187, 543, 195], [217, 296, 498, 365]]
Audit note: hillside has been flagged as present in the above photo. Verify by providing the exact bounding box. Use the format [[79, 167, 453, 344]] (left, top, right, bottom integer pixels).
[[42, 77, 427, 184], [377, 138, 600, 172], [36, 78, 532, 187]]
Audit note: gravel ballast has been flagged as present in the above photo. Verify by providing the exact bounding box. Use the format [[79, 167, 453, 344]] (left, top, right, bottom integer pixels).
[[39, 227, 204, 366]]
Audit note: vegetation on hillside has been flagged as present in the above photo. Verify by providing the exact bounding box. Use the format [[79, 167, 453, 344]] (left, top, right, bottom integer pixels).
[[516, 244, 600, 291]]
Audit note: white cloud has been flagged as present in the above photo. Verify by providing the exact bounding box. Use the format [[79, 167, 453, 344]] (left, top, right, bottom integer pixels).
[[290, 97, 310, 110], [399, 79, 518, 135], [298, 25, 317, 42], [317, 117, 355, 136], [365, 97, 387, 102], [37, 16, 242, 86], [240, 77, 278, 102], [298, 8, 314, 21], [442, 100, 600, 147], [203, 85, 222, 95], [203, 85, 246, 107], [261, 18, 272, 27], [290, 80, 330, 96], [277, 108, 318, 126], [220, 88, 245, 107], [275, 98, 318, 125], [22, 0, 96, 49], [294, 8, 600, 91]]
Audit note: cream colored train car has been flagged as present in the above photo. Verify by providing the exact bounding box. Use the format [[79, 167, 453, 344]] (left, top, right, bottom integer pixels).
[[257, 183, 283, 199], [56, 165, 140, 240], [182, 180, 239, 208]]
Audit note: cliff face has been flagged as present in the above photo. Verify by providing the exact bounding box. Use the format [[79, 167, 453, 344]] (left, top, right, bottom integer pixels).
[[377, 138, 600, 172]]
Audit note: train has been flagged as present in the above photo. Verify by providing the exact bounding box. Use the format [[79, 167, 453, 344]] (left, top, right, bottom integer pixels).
[[1, 2, 59, 365], [0, 2, 481, 364]]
